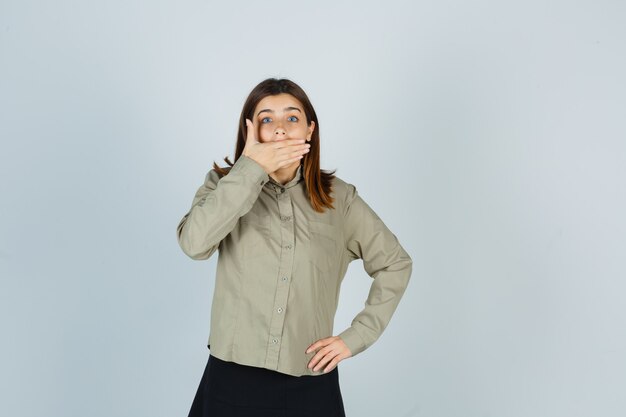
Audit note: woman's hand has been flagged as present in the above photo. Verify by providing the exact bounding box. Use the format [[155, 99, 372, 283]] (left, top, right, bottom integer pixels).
[[242, 118, 310, 174], [305, 336, 353, 373]]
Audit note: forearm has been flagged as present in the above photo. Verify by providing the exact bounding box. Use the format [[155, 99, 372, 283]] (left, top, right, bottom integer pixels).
[[177, 155, 269, 260], [339, 251, 412, 356]]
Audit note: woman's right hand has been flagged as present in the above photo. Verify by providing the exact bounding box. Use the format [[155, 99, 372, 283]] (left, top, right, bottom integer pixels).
[[242, 118, 311, 174]]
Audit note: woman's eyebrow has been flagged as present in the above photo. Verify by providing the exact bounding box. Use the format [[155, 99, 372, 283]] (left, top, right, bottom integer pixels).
[[257, 107, 302, 117]]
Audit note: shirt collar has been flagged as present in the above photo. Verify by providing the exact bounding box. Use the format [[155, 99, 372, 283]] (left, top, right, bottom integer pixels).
[[267, 163, 303, 189]]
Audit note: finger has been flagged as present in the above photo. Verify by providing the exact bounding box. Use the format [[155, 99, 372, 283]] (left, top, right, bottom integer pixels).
[[272, 138, 306, 149], [323, 355, 341, 373], [245, 118, 259, 144], [313, 351, 335, 372], [311, 345, 335, 369], [276, 154, 304, 170], [276, 145, 310, 163], [310, 355, 324, 371], [307, 346, 329, 369], [306, 337, 332, 355], [292, 145, 311, 159], [307, 353, 319, 369]]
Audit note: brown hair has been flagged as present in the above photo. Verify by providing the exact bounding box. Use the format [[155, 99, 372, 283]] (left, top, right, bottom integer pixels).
[[212, 78, 336, 212]]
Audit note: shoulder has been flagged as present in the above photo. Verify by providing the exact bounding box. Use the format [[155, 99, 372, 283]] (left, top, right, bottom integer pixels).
[[203, 168, 225, 189], [194, 168, 220, 190], [331, 175, 354, 196], [206, 169, 220, 183], [331, 175, 359, 214]]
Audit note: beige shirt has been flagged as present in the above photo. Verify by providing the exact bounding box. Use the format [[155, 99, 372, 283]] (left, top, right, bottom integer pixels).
[[176, 154, 412, 377]]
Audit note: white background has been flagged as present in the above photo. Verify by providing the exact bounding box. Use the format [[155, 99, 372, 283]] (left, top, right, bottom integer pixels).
[[1, 1, 625, 416]]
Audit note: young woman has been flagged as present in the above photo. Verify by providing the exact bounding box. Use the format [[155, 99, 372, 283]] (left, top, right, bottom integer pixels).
[[177, 78, 413, 417]]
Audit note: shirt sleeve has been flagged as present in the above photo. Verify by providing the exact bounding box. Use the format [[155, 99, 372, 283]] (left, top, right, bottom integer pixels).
[[337, 183, 413, 357], [176, 155, 270, 260]]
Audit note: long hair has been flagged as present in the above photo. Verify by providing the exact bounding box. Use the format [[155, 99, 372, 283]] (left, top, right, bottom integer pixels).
[[212, 78, 336, 213]]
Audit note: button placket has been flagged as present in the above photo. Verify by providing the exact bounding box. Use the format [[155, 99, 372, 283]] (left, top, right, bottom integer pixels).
[[265, 186, 295, 369]]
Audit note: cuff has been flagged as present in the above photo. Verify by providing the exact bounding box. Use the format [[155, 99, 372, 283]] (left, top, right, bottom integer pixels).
[[338, 326, 367, 357]]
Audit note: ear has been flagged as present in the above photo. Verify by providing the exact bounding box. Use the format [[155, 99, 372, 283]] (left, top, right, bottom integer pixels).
[[307, 120, 316, 141]]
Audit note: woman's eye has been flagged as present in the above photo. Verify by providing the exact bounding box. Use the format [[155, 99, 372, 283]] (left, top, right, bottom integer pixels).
[[260, 116, 298, 123]]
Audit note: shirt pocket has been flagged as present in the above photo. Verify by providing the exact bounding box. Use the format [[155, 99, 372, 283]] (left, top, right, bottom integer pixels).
[[307, 220, 339, 273], [239, 211, 271, 259]]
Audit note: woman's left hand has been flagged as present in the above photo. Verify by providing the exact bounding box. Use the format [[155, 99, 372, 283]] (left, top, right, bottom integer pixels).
[[306, 336, 353, 373]]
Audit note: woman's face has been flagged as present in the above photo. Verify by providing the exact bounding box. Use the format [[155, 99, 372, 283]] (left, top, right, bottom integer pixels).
[[253, 93, 315, 144]]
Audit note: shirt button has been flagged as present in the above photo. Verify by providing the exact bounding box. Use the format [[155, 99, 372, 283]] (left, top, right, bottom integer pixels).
[[277, 307, 283, 313], [285, 244, 292, 249], [280, 188, 285, 193], [272, 338, 278, 344], [282, 276, 288, 282]]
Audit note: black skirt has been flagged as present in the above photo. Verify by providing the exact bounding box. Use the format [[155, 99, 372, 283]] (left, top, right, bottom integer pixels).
[[188, 354, 346, 417]]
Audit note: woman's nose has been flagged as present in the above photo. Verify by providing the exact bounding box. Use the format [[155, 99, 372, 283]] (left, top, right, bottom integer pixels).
[[274, 128, 286, 139]]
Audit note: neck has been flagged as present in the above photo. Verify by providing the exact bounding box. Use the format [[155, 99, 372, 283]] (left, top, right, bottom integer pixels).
[[270, 161, 300, 185]]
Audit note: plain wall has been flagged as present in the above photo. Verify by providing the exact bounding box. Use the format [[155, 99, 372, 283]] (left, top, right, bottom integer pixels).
[[1, 1, 625, 416]]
